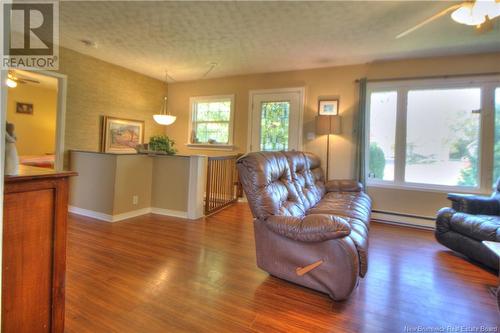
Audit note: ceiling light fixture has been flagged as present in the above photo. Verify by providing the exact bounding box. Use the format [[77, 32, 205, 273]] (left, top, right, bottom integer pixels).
[[397, 0, 500, 39], [154, 96, 176, 126], [153, 71, 176, 126], [6, 78, 17, 88], [451, 0, 500, 26]]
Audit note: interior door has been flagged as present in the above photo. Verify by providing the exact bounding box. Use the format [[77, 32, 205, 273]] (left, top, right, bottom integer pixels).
[[249, 90, 303, 152]]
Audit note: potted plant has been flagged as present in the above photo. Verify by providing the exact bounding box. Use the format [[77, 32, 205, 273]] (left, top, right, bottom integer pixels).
[[147, 135, 177, 155]]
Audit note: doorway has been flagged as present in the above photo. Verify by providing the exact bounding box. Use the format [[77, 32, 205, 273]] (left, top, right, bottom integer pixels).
[[248, 87, 304, 152], [5, 70, 67, 171]]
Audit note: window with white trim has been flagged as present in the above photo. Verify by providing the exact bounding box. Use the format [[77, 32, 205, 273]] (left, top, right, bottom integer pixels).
[[493, 88, 500, 183], [188, 95, 234, 147], [366, 76, 500, 192]]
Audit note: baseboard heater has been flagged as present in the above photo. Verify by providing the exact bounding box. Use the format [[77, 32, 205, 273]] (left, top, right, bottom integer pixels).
[[371, 210, 436, 230]]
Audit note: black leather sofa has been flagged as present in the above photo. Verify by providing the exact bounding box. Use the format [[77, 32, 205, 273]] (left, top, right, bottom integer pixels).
[[435, 184, 500, 270]]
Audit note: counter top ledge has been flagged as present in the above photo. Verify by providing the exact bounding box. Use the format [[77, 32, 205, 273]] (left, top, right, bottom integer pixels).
[[69, 150, 206, 158]]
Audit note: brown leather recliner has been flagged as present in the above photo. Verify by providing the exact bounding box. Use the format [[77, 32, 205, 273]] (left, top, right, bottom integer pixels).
[[237, 151, 372, 301]]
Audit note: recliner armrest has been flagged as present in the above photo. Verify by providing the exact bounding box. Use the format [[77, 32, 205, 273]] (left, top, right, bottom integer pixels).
[[447, 193, 499, 215], [325, 179, 363, 193], [263, 214, 351, 242]]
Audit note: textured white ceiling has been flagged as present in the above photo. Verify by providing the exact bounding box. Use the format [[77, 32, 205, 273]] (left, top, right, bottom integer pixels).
[[59, 1, 500, 82]]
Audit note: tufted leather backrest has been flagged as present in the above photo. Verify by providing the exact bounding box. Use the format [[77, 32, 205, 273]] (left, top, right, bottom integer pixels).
[[237, 151, 327, 220], [283, 151, 326, 211], [237, 151, 306, 220], [304, 152, 327, 197]]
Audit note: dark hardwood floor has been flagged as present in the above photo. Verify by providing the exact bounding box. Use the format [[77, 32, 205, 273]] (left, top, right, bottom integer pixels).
[[65, 203, 500, 333]]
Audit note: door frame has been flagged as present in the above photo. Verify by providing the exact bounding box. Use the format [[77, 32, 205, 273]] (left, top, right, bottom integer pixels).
[[247, 87, 305, 152], [0, 69, 7, 326], [37, 70, 68, 171], [13, 70, 68, 171]]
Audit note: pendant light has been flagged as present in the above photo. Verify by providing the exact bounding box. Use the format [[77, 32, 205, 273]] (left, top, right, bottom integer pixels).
[[153, 71, 176, 126], [154, 96, 176, 125]]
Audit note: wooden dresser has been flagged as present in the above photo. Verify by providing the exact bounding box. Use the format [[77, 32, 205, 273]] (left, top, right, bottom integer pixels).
[[2, 166, 76, 333]]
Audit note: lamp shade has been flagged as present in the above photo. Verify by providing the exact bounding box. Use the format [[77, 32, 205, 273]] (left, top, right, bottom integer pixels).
[[316, 115, 341, 135], [154, 96, 176, 125], [153, 114, 176, 125]]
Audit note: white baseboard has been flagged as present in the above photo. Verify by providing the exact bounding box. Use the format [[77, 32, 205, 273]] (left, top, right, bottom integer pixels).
[[113, 208, 152, 222], [69, 206, 114, 222], [151, 207, 188, 219], [69, 206, 189, 222], [371, 211, 435, 230]]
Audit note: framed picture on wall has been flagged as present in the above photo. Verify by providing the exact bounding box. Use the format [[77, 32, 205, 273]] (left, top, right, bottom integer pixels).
[[318, 99, 339, 116], [16, 102, 34, 115], [102, 116, 144, 153]]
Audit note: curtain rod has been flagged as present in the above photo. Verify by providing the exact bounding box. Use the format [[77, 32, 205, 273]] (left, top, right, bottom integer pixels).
[[355, 72, 500, 83]]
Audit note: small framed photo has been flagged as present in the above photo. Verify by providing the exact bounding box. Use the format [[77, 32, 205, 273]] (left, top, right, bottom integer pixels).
[[318, 99, 339, 116], [102, 116, 145, 153], [16, 102, 33, 115]]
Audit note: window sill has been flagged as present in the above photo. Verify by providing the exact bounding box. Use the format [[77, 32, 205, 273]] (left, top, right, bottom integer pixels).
[[366, 181, 489, 195], [186, 143, 235, 151]]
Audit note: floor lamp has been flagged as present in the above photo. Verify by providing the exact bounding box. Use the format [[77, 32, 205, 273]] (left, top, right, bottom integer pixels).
[[316, 115, 342, 181]]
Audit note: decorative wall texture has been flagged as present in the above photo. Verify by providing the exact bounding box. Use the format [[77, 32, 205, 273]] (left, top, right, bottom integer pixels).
[[58, 47, 167, 163]]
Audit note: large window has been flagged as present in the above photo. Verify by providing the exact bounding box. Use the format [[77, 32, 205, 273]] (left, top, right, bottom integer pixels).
[[405, 88, 481, 187], [494, 88, 500, 183], [368, 91, 397, 181], [367, 77, 500, 191], [188, 95, 234, 148]]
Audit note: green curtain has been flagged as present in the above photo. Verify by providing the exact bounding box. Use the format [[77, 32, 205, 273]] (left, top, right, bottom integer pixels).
[[355, 78, 368, 186]]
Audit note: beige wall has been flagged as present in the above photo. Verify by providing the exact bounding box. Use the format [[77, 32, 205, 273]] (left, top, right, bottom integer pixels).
[[69, 151, 192, 216], [70, 152, 155, 216], [366, 187, 450, 218], [69, 152, 116, 215], [58, 47, 167, 163], [166, 52, 500, 217], [151, 156, 190, 212], [7, 84, 57, 156], [114, 155, 153, 214]]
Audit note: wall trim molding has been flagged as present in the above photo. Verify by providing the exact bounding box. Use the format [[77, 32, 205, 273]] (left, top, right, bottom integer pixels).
[[371, 211, 435, 230], [69, 206, 189, 222], [113, 208, 152, 222], [32, 70, 68, 171], [151, 207, 188, 219], [0, 69, 7, 323], [69, 206, 114, 222], [247, 87, 305, 153]]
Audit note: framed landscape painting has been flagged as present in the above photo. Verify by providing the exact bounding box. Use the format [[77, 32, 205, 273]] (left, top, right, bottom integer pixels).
[[102, 116, 144, 153]]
